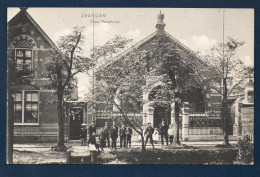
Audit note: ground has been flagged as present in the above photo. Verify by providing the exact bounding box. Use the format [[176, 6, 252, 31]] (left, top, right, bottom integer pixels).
[[13, 140, 247, 164]]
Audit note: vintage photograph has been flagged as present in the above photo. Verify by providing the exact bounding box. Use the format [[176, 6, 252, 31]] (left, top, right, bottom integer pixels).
[[7, 8, 254, 164]]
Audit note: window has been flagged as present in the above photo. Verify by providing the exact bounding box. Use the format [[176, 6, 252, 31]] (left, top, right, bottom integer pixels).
[[247, 91, 254, 103], [13, 91, 39, 124], [16, 49, 32, 71]]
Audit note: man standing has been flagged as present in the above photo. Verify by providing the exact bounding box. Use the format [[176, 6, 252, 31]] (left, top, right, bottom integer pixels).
[[110, 121, 118, 150], [144, 122, 155, 149], [119, 124, 126, 148], [126, 125, 133, 148], [103, 121, 110, 147], [89, 121, 96, 140], [159, 120, 169, 146]]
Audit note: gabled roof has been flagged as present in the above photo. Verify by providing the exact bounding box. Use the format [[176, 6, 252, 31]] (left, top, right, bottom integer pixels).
[[8, 9, 57, 49], [96, 28, 211, 73]]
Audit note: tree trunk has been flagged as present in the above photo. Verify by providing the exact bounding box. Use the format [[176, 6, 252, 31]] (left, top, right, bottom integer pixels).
[[222, 78, 230, 146], [173, 101, 181, 145], [57, 91, 65, 148], [141, 135, 146, 151]]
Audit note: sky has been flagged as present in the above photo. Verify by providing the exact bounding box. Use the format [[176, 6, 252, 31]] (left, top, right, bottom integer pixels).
[[7, 8, 254, 98]]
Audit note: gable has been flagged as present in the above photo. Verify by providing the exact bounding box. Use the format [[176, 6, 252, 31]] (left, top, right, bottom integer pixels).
[[8, 10, 56, 49]]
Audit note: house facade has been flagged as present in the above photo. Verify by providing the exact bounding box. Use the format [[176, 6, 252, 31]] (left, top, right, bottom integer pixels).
[[94, 12, 254, 141], [8, 8, 89, 143], [8, 8, 59, 143]]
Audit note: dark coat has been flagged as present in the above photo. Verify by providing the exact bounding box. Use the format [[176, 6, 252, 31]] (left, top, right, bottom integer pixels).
[[159, 124, 169, 135], [88, 135, 96, 145], [103, 126, 110, 137], [99, 129, 106, 141], [80, 128, 87, 139], [110, 126, 118, 139], [145, 126, 154, 135], [119, 127, 126, 137], [126, 127, 133, 135], [89, 125, 96, 136]]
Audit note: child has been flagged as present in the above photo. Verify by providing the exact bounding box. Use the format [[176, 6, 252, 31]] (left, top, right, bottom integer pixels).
[[126, 125, 133, 148], [168, 125, 174, 145], [99, 129, 106, 151], [80, 123, 87, 146], [87, 132, 100, 151]]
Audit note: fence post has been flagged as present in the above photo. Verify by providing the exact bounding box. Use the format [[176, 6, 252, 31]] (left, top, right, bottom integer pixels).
[[182, 102, 189, 141]]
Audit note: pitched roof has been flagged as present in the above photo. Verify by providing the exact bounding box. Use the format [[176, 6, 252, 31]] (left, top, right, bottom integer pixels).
[[96, 28, 211, 73], [8, 9, 57, 49]]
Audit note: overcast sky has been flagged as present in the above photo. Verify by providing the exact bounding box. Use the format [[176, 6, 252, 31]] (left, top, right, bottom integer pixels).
[[8, 8, 254, 98]]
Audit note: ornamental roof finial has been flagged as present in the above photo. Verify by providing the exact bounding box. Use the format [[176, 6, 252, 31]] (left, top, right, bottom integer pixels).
[[156, 11, 165, 31]]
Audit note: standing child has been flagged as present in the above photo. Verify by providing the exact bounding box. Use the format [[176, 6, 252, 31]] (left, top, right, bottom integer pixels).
[[80, 123, 87, 146], [126, 125, 133, 148], [168, 125, 174, 145], [87, 132, 100, 151], [110, 121, 118, 150], [99, 129, 106, 151], [144, 122, 155, 149]]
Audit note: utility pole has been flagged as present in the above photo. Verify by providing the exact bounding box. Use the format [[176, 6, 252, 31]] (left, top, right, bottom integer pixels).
[[6, 52, 14, 164]]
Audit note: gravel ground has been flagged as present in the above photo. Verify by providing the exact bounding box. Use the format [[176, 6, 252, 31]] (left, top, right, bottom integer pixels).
[[13, 149, 66, 164]]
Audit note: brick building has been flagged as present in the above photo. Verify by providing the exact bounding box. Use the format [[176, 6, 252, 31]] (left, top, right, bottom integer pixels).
[[7, 8, 88, 143], [94, 12, 254, 141]]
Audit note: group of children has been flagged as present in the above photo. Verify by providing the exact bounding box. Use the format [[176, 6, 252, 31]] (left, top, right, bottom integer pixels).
[[80, 120, 175, 151], [80, 121, 133, 151]]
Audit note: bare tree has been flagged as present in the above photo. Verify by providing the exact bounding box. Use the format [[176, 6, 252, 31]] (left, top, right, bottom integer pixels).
[[202, 38, 253, 146], [45, 26, 91, 151]]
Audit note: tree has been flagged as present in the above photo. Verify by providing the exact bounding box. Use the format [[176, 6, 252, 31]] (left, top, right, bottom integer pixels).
[[202, 37, 253, 146], [45, 26, 91, 151], [89, 36, 152, 150]]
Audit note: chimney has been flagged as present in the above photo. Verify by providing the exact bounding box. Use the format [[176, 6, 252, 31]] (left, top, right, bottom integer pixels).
[[155, 11, 166, 31]]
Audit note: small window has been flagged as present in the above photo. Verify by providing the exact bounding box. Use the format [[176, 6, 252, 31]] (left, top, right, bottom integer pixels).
[[16, 49, 33, 73]]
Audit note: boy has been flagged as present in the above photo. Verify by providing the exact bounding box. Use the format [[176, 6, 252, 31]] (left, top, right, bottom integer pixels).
[[119, 124, 126, 148], [126, 125, 133, 148], [168, 125, 174, 145], [80, 123, 87, 146], [159, 120, 169, 145], [99, 129, 106, 151], [110, 121, 118, 150], [144, 122, 155, 149], [87, 132, 100, 151]]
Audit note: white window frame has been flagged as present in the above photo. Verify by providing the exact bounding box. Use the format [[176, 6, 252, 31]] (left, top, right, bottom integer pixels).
[[14, 90, 39, 126]]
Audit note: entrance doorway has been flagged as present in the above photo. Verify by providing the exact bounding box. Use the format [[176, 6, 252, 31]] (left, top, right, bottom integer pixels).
[[69, 107, 83, 140], [153, 105, 171, 128]]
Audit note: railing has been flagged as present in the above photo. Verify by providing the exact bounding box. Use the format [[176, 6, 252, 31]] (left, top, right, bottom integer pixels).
[[189, 127, 223, 135], [186, 113, 224, 136], [95, 111, 143, 127]]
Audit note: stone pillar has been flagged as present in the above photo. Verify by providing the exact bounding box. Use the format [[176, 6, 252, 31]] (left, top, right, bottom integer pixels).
[[233, 102, 239, 136], [148, 107, 154, 126], [182, 113, 189, 141], [171, 102, 175, 126], [182, 102, 189, 141]]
